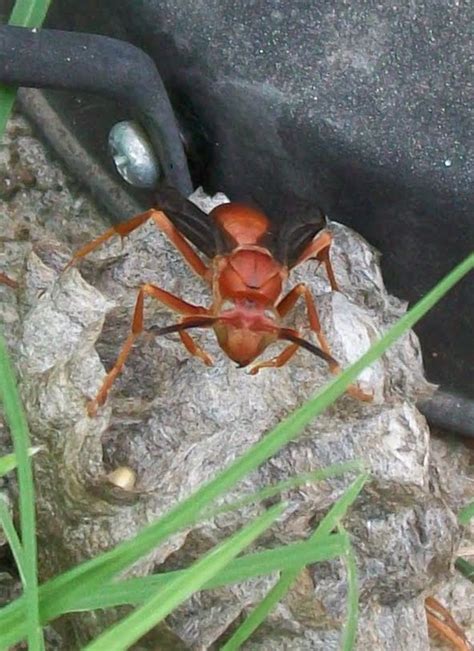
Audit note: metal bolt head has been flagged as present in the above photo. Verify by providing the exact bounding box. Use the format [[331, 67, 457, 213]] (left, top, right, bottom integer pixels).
[[108, 120, 160, 188]]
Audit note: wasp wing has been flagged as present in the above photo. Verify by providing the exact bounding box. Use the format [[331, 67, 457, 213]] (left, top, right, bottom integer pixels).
[[271, 198, 328, 268], [155, 188, 327, 266], [154, 185, 225, 259]]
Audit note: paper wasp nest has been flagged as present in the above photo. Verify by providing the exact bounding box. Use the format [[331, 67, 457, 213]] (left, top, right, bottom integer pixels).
[[1, 114, 472, 650]]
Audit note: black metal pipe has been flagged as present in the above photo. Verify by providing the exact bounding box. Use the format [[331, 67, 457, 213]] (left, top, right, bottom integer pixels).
[[0, 25, 193, 196], [419, 391, 474, 438]]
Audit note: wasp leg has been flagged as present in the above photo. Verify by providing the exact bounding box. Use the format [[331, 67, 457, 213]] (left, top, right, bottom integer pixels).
[[249, 343, 299, 375], [65, 208, 209, 280], [0, 272, 18, 289], [425, 596, 470, 651], [277, 283, 333, 360], [344, 382, 374, 402], [250, 283, 332, 375], [150, 211, 209, 280], [88, 283, 211, 416], [275, 283, 372, 402], [292, 229, 338, 291], [64, 209, 158, 270], [179, 330, 213, 367]]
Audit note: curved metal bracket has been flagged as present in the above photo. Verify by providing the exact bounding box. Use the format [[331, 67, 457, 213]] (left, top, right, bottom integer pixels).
[[0, 25, 193, 195]]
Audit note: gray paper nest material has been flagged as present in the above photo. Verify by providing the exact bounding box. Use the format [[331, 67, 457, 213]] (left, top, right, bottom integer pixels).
[[0, 116, 466, 649]]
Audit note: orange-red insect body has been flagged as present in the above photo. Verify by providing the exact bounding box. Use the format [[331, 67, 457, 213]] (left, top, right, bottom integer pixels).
[[67, 191, 371, 415], [210, 205, 286, 366]]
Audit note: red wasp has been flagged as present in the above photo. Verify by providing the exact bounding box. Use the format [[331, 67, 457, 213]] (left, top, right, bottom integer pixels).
[[66, 188, 372, 415]]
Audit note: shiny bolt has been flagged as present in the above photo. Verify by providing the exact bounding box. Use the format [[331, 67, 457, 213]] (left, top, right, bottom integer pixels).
[[108, 120, 160, 188]]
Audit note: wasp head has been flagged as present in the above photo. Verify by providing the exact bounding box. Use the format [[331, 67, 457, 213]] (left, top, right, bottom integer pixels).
[[213, 300, 278, 367]]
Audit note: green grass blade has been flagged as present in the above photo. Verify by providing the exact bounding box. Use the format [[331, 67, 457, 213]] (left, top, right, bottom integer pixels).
[[0, 447, 41, 478], [458, 502, 474, 526], [308, 474, 369, 538], [224, 568, 296, 651], [0, 0, 52, 136], [0, 533, 348, 646], [56, 533, 349, 615], [454, 557, 474, 583], [222, 474, 368, 649], [0, 5, 51, 647], [83, 503, 286, 651], [0, 496, 25, 584], [340, 526, 359, 651], [0, 452, 22, 478], [206, 459, 364, 520], [0, 254, 471, 646], [455, 501, 474, 583], [0, 333, 43, 649], [221, 568, 295, 651], [8, 0, 51, 24]]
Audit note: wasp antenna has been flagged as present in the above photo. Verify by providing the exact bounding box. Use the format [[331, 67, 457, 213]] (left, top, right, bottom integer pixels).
[[278, 328, 337, 366], [148, 316, 217, 337]]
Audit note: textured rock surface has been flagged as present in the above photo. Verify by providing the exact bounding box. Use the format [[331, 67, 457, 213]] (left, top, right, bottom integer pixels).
[[428, 435, 474, 650], [0, 114, 471, 650]]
